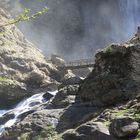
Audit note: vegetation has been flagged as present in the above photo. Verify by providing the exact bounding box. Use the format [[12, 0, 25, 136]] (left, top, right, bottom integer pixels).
[[0, 76, 9, 82], [102, 45, 113, 55], [102, 107, 140, 128], [0, 7, 49, 28], [20, 125, 60, 140]]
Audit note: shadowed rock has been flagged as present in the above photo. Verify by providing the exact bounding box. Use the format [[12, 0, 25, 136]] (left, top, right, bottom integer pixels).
[[109, 117, 139, 139], [77, 42, 140, 106], [62, 122, 117, 140]]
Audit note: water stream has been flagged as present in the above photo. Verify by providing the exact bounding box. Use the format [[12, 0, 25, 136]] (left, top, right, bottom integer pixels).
[[0, 90, 58, 135]]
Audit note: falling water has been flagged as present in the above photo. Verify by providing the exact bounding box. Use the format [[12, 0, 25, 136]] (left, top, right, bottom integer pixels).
[[119, 0, 140, 38], [0, 90, 58, 136]]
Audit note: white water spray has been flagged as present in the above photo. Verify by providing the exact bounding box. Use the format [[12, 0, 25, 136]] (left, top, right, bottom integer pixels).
[[0, 90, 58, 135]]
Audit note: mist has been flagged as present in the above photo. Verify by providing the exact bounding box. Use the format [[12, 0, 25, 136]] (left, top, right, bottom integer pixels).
[[1, 0, 140, 60]]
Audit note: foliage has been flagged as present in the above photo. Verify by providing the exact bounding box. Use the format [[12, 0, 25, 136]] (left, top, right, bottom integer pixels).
[[0, 7, 49, 28], [19, 125, 59, 140], [0, 76, 9, 82]]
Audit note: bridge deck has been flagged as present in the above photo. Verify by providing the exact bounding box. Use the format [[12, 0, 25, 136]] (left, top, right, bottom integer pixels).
[[58, 59, 94, 69]]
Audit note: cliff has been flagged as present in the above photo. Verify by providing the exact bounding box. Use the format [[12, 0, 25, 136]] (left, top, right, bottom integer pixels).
[[77, 36, 140, 106], [0, 8, 60, 108]]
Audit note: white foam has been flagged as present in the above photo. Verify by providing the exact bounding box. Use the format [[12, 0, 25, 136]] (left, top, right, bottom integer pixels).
[[48, 90, 58, 96], [0, 91, 57, 135]]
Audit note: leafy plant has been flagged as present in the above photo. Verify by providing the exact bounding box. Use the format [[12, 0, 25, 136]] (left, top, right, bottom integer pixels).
[[0, 7, 49, 28]]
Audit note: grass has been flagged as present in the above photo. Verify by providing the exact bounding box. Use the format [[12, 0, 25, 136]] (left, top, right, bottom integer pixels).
[[112, 109, 129, 118], [111, 107, 140, 119], [102, 107, 140, 126]]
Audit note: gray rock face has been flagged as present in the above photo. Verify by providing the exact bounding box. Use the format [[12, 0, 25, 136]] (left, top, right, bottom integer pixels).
[[0, 79, 28, 108], [56, 105, 99, 133], [25, 69, 46, 88], [61, 70, 83, 87], [0, 8, 60, 108], [62, 122, 116, 140], [43, 92, 54, 101], [72, 68, 92, 78], [77, 41, 140, 106], [109, 117, 139, 138], [51, 54, 65, 67], [0, 112, 15, 125], [51, 85, 79, 108], [2, 109, 64, 139]]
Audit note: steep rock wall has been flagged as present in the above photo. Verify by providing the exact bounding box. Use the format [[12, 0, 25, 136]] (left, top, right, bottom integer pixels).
[[77, 31, 140, 106]]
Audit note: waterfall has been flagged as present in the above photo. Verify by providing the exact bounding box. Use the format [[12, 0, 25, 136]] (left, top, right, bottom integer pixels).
[[119, 0, 140, 38], [0, 90, 58, 136], [1, 0, 140, 60]]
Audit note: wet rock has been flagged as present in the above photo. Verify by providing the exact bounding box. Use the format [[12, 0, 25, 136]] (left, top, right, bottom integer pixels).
[[0, 112, 15, 125], [43, 92, 54, 100], [17, 110, 35, 120], [2, 109, 64, 139], [109, 117, 139, 138], [29, 102, 41, 107]]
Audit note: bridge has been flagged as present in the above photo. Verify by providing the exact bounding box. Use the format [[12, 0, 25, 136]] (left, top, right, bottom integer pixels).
[[58, 59, 94, 69]]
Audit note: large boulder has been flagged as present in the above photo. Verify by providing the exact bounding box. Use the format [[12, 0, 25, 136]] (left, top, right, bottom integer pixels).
[[51, 85, 79, 108], [25, 69, 46, 88], [72, 67, 92, 78], [60, 70, 83, 88], [62, 122, 116, 140], [51, 54, 65, 67], [109, 117, 139, 139], [77, 37, 140, 106]]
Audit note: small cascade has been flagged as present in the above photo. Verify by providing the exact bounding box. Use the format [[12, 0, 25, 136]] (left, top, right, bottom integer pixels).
[[0, 90, 58, 136]]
